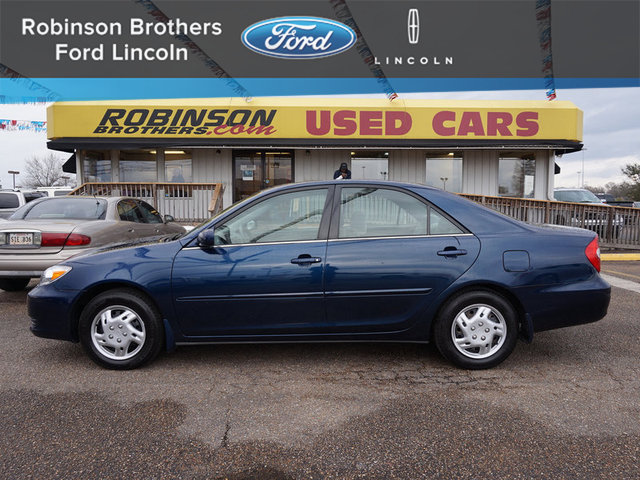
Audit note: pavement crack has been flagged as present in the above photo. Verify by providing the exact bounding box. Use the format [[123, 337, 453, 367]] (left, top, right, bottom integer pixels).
[[220, 408, 231, 448]]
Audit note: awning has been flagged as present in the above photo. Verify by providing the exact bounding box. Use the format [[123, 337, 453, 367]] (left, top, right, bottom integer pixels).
[[46, 98, 584, 151], [62, 153, 76, 174]]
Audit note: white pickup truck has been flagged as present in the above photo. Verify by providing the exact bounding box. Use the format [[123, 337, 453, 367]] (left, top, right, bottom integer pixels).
[[0, 190, 46, 219]]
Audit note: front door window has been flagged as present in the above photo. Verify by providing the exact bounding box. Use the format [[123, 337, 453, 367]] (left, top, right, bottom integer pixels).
[[233, 150, 294, 202]]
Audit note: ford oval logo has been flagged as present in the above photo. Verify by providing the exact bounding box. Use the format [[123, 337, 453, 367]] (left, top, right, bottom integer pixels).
[[241, 16, 356, 59]]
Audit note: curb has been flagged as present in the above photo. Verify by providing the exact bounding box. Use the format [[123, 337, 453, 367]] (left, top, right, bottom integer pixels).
[[601, 253, 640, 261]]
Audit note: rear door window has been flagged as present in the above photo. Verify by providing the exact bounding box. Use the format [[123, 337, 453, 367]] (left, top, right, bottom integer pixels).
[[135, 201, 164, 224], [338, 187, 428, 238], [117, 200, 143, 223]]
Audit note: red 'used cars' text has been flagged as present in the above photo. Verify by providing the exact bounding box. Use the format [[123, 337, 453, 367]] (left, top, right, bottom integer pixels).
[[432, 111, 539, 137], [306, 110, 412, 136]]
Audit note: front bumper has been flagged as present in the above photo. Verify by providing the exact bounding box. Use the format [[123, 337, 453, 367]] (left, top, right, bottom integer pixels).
[[28, 284, 80, 342]]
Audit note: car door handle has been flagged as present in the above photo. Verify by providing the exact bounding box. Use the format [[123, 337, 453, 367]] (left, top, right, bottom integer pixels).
[[290, 255, 322, 265], [437, 248, 467, 257]]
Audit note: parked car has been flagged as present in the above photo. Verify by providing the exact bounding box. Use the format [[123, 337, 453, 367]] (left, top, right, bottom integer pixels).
[[594, 192, 634, 207], [28, 181, 610, 370], [0, 189, 46, 219], [554, 188, 605, 204], [0, 196, 185, 291], [553, 188, 624, 236]]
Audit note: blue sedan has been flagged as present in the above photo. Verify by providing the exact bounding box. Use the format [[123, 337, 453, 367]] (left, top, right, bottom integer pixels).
[[28, 181, 610, 370]]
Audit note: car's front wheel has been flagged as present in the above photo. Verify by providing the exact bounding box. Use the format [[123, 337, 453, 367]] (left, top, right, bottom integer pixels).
[[0, 277, 30, 291], [433, 290, 518, 369], [79, 289, 164, 369]]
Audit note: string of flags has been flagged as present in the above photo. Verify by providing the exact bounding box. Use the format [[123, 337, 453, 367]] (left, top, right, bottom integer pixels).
[[0, 119, 47, 133], [330, 0, 398, 101], [133, 0, 252, 101], [0, 63, 61, 104], [535, 0, 557, 100]]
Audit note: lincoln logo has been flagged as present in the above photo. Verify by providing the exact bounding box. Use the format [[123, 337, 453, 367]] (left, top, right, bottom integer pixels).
[[408, 9, 419, 44], [242, 16, 356, 59]]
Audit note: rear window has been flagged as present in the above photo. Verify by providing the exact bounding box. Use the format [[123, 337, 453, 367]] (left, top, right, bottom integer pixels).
[[21, 198, 108, 220], [24, 191, 47, 203], [0, 192, 19, 209]]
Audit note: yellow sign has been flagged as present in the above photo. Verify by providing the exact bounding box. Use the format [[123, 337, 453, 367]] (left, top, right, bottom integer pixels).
[[47, 98, 583, 141]]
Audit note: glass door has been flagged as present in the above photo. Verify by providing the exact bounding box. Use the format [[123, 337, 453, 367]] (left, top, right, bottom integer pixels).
[[233, 150, 293, 202]]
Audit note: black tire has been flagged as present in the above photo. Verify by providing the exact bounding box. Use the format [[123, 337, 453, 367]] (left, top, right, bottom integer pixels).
[[433, 290, 518, 369], [0, 277, 30, 291], [78, 289, 164, 370]]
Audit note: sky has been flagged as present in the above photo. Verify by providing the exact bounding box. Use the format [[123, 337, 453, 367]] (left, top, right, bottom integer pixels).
[[0, 87, 639, 191]]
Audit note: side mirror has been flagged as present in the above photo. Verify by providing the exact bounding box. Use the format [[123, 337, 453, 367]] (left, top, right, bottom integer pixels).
[[197, 228, 216, 248], [164, 214, 175, 223]]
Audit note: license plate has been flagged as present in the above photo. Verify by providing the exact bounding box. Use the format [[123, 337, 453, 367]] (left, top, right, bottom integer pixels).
[[9, 233, 34, 246]]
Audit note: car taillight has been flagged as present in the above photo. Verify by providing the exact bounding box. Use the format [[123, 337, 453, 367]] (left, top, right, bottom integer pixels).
[[41, 233, 91, 247], [41, 233, 68, 247], [65, 233, 91, 246], [585, 236, 601, 272]]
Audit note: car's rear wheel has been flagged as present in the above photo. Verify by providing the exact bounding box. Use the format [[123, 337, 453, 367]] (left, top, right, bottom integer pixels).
[[79, 289, 164, 369], [433, 290, 518, 369], [0, 277, 30, 291]]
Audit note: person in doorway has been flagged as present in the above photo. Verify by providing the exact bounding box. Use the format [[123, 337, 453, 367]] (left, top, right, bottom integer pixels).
[[333, 162, 351, 180]]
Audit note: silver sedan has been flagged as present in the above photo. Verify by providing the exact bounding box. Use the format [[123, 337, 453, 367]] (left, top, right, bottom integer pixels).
[[0, 196, 186, 291]]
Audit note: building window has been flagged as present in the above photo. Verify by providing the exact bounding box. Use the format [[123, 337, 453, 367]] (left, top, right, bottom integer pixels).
[[83, 150, 111, 182], [119, 150, 157, 182], [350, 151, 389, 180], [499, 156, 536, 198], [426, 154, 462, 192], [164, 150, 192, 183]]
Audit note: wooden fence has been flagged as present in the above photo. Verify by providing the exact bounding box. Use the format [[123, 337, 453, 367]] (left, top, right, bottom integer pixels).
[[460, 194, 640, 249]]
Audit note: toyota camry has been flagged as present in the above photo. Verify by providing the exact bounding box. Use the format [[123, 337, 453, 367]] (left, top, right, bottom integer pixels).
[[28, 181, 610, 370]]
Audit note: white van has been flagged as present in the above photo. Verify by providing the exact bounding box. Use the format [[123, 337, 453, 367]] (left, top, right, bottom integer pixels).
[[35, 187, 74, 197]]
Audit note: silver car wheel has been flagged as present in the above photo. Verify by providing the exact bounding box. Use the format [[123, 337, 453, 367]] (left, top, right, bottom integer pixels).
[[451, 303, 506, 359], [90, 305, 147, 361]]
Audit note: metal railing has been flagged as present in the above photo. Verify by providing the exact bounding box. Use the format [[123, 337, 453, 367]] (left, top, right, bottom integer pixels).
[[69, 182, 225, 223], [460, 194, 640, 249]]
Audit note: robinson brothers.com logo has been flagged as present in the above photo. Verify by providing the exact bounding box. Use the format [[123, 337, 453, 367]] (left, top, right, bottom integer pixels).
[[241, 16, 356, 59]]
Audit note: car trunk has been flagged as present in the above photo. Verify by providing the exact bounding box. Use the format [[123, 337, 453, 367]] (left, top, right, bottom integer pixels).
[[0, 220, 94, 255]]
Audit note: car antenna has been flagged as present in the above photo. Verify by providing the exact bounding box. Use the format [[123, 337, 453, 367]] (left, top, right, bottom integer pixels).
[[93, 193, 99, 205]]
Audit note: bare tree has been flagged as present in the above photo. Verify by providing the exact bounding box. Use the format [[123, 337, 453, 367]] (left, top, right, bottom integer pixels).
[[621, 163, 640, 200], [22, 154, 71, 188]]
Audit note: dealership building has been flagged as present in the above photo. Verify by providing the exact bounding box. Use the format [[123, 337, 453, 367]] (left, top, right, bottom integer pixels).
[[47, 97, 583, 212]]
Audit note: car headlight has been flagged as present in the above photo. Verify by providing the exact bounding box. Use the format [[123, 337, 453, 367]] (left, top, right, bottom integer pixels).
[[40, 265, 72, 285]]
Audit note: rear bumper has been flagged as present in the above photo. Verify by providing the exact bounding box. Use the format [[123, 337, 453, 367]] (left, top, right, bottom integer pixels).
[[28, 284, 79, 342], [523, 275, 611, 333], [0, 250, 79, 278]]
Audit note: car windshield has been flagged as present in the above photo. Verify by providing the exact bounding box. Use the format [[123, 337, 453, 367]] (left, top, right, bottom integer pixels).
[[554, 190, 601, 203], [17, 198, 108, 220]]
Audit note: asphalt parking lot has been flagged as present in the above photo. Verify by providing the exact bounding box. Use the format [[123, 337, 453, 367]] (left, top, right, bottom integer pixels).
[[1, 263, 639, 479]]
